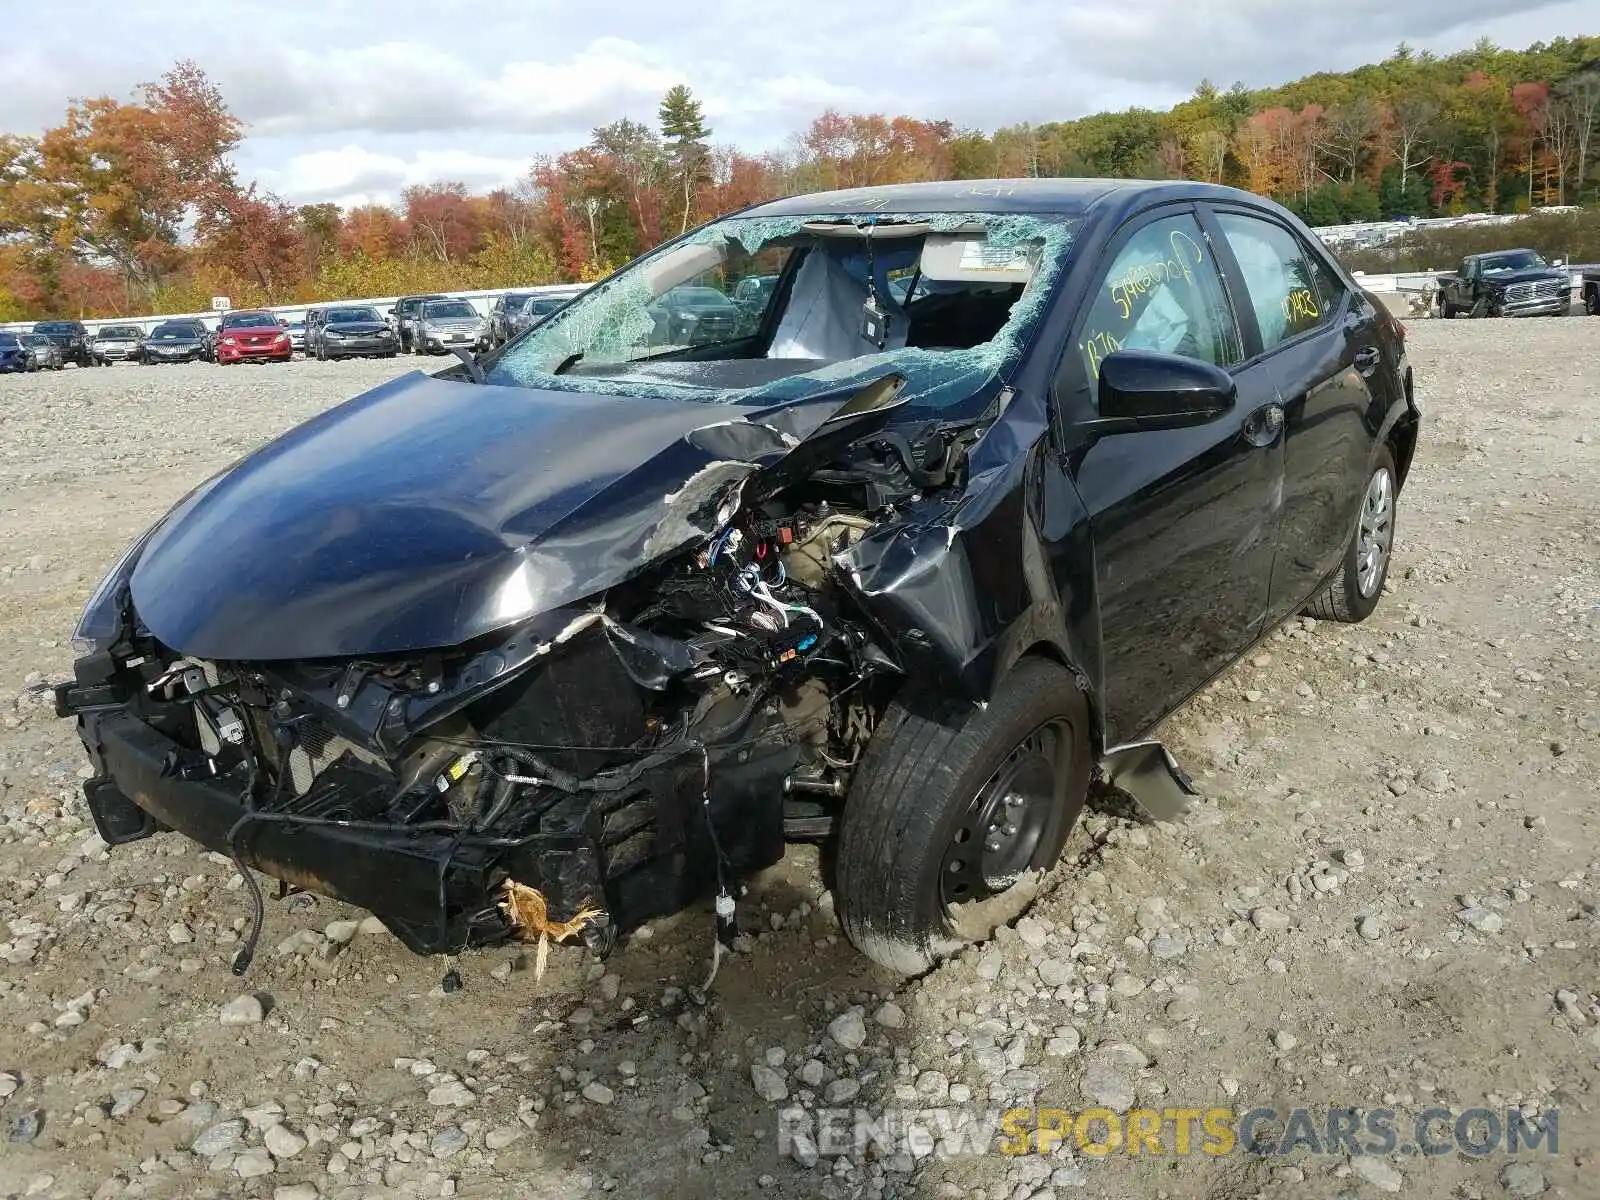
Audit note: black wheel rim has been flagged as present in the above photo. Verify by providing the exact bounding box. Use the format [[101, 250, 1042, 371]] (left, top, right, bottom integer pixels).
[[940, 720, 1068, 909]]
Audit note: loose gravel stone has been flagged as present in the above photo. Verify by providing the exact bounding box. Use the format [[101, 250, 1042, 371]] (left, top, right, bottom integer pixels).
[[1349, 1156, 1404, 1192], [1250, 907, 1290, 932], [219, 995, 265, 1026], [1499, 1162, 1546, 1196], [827, 1008, 867, 1050], [191, 1119, 245, 1157], [750, 1065, 788, 1102], [234, 1147, 274, 1178], [264, 1123, 307, 1158]]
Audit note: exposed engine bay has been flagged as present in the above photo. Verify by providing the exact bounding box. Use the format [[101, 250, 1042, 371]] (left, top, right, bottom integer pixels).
[[70, 406, 978, 974]]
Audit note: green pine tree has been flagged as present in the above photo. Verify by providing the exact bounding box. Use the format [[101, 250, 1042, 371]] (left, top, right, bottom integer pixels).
[[659, 85, 712, 235]]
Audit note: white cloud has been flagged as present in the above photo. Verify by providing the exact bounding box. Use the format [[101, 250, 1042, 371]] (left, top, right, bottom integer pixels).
[[251, 146, 534, 209], [0, 0, 1590, 205]]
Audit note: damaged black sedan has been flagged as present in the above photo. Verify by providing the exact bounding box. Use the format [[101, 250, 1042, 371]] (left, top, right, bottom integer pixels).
[[57, 179, 1420, 976]]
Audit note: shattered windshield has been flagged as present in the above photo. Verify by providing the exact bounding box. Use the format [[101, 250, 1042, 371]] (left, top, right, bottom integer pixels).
[[489, 211, 1078, 410]]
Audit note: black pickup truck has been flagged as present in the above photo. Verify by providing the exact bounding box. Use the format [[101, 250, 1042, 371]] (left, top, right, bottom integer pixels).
[[1436, 249, 1571, 317]]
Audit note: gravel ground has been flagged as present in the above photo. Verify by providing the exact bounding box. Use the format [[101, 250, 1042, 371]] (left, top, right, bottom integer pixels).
[[0, 322, 1595, 1200]]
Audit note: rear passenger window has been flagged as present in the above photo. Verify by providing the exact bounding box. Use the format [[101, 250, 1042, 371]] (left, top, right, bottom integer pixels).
[[1215, 212, 1333, 350], [1076, 212, 1242, 388]]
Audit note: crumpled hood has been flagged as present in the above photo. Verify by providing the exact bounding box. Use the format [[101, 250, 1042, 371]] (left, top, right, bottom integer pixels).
[[129, 369, 904, 660]]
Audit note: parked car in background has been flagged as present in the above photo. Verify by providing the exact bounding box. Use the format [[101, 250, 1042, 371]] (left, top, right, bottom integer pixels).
[[508, 289, 586, 338], [32, 320, 94, 367], [314, 306, 399, 360], [645, 285, 744, 347], [1437, 249, 1570, 317], [732, 273, 778, 315], [0, 332, 29, 373], [1582, 268, 1600, 316], [214, 310, 293, 365], [21, 332, 65, 371], [391, 294, 448, 353], [139, 320, 210, 364], [412, 298, 486, 355], [92, 324, 147, 364], [54, 178, 1419, 978], [283, 318, 307, 354], [487, 292, 538, 347]]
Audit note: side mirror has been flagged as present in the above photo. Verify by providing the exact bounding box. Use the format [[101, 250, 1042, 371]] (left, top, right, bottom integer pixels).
[[1089, 350, 1237, 435]]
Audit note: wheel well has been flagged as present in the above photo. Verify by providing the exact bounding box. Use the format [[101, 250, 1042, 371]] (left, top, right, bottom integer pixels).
[[1013, 642, 1103, 757], [1388, 375, 1419, 492]]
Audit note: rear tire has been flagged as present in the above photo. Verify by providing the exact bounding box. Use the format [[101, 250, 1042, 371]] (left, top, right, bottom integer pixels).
[[836, 657, 1091, 975], [1303, 447, 1397, 624]]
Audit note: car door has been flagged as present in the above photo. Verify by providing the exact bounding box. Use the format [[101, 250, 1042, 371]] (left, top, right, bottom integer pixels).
[[1055, 205, 1286, 746], [1204, 205, 1385, 619]]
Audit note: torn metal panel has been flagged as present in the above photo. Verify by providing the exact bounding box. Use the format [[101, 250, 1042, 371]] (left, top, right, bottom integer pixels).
[[1098, 740, 1198, 823], [832, 382, 1074, 699]]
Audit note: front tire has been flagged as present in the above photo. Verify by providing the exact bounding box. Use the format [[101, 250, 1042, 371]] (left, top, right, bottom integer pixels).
[[1303, 447, 1397, 624], [836, 657, 1091, 975]]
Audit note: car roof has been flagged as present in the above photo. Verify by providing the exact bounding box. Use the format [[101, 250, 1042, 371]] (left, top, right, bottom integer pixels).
[[741, 177, 1269, 219]]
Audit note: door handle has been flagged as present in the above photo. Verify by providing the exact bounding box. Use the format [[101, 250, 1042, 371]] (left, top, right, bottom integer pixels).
[[1242, 403, 1284, 448], [1353, 346, 1381, 373]]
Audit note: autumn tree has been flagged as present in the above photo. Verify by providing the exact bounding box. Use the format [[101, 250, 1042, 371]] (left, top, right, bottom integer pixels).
[[21, 61, 240, 306], [402, 182, 480, 263], [591, 118, 665, 248]]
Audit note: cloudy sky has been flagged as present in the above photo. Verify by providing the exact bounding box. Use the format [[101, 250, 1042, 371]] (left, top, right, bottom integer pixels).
[[0, 0, 1592, 208]]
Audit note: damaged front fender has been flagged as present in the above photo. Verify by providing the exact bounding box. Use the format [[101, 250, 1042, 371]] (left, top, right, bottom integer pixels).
[[834, 385, 1093, 702]]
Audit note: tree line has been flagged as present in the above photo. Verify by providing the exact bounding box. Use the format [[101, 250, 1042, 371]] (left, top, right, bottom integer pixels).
[[1, 37, 1596, 320]]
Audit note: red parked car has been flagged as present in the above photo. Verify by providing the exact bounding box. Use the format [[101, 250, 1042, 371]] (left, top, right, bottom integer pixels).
[[214, 311, 292, 364]]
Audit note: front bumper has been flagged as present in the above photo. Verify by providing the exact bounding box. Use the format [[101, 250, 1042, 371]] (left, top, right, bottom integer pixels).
[[418, 330, 485, 352], [217, 343, 292, 362], [323, 336, 396, 356], [60, 685, 789, 957]]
